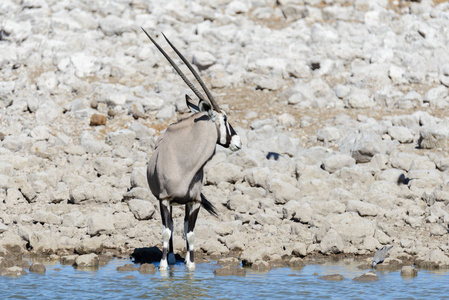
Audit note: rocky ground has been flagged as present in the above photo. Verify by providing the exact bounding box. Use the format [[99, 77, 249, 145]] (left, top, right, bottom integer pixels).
[[1, 0, 449, 275]]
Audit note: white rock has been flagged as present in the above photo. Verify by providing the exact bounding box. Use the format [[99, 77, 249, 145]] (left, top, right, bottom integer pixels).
[[0, 81, 15, 98], [255, 77, 280, 91], [376, 168, 405, 182], [340, 131, 387, 163], [282, 4, 307, 21], [31, 208, 62, 224], [0, 45, 17, 69], [424, 86, 449, 107], [36, 71, 58, 92], [267, 179, 301, 204], [320, 229, 344, 254], [292, 242, 307, 257], [70, 8, 99, 30], [334, 85, 350, 99], [346, 88, 375, 108], [0, 223, 8, 233], [192, 51, 216, 70], [99, 15, 132, 36], [0, 162, 14, 177], [293, 203, 314, 224], [277, 113, 296, 127], [419, 125, 449, 149], [387, 126, 414, 143], [2, 19, 31, 42], [288, 93, 303, 105], [312, 200, 346, 215], [71, 53, 101, 78], [130, 167, 148, 188], [226, 0, 249, 15], [35, 101, 63, 125], [128, 199, 156, 221], [255, 212, 282, 226], [389, 65, 405, 84], [423, 249, 449, 267], [317, 127, 340, 142], [430, 224, 447, 236], [87, 213, 115, 236], [401, 266, 418, 277], [156, 105, 175, 119], [346, 200, 379, 217], [362, 236, 381, 252], [206, 162, 243, 185], [128, 122, 156, 140], [94, 157, 129, 177], [30, 126, 51, 141], [321, 154, 355, 173], [75, 253, 99, 267], [142, 96, 165, 111], [244, 167, 271, 189], [80, 132, 111, 154], [286, 61, 310, 79], [106, 129, 137, 149], [329, 212, 376, 244], [408, 169, 442, 190]]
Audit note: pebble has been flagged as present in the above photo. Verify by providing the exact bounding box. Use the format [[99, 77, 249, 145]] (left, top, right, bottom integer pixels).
[[318, 274, 345, 281], [29, 263, 46, 274], [400, 266, 418, 277], [353, 272, 379, 282]]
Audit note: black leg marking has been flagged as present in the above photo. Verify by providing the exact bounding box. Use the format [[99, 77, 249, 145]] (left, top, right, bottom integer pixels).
[[185, 201, 200, 269]]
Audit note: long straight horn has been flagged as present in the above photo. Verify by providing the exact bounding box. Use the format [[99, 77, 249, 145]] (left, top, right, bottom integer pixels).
[[161, 33, 222, 112], [141, 28, 208, 104]]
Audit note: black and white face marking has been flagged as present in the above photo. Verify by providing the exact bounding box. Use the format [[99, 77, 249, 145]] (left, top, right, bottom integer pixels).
[[216, 111, 241, 151]]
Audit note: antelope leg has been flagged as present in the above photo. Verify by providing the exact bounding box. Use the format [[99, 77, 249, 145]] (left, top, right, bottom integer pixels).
[[159, 200, 172, 270], [185, 201, 201, 270]]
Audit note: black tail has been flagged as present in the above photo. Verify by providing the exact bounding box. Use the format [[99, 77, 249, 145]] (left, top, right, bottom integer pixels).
[[201, 194, 218, 217]]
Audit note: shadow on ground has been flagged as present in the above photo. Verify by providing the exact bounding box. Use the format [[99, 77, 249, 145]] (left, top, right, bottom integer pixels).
[[131, 247, 184, 264]]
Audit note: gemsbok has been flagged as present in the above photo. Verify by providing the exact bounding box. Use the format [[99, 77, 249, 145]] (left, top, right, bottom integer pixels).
[[142, 28, 242, 270]]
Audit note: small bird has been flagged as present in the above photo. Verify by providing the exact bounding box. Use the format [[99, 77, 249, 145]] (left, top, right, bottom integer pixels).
[[372, 245, 393, 268]]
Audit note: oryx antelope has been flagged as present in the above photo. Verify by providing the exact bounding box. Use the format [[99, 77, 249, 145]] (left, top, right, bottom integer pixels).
[[142, 28, 242, 270]]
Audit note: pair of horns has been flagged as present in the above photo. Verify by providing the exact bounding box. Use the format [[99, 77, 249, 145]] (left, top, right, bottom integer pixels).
[[141, 28, 221, 112]]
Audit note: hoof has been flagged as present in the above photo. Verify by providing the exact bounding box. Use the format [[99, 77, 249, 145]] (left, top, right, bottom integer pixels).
[[159, 259, 168, 271], [186, 261, 195, 270]]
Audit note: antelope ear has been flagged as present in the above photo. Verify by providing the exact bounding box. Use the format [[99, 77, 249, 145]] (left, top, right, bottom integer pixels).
[[198, 99, 212, 113], [185, 95, 199, 112], [198, 99, 216, 119]]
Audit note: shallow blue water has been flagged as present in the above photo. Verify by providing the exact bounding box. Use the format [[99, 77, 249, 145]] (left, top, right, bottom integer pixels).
[[1, 259, 448, 299]]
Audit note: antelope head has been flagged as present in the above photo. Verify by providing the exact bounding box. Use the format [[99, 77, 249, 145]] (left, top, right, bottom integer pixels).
[[142, 28, 242, 152]]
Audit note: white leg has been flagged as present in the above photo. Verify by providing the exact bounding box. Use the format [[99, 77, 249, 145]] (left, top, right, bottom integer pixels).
[[185, 251, 190, 265], [160, 226, 171, 270], [184, 219, 189, 265], [186, 231, 195, 270]]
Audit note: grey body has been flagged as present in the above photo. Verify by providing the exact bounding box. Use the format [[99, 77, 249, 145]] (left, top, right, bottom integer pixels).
[[147, 112, 217, 205], [372, 245, 393, 268]]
